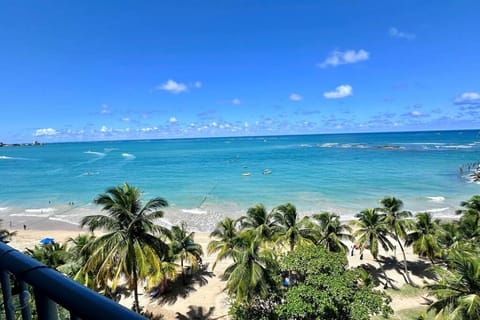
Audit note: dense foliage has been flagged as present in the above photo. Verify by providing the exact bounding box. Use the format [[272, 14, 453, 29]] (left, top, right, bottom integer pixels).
[[276, 246, 393, 320], [6, 186, 480, 319]]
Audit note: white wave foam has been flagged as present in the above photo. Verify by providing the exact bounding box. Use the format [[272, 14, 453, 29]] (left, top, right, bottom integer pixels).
[[0, 155, 15, 160], [122, 153, 136, 159], [300, 144, 313, 148], [319, 143, 338, 148], [10, 213, 51, 218], [48, 217, 80, 226], [182, 208, 207, 215], [427, 196, 445, 203], [25, 208, 56, 213], [424, 207, 450, 213], [443, 145, 472, 149], [0, 207, 8, 212], [84, 151, 106, 156]]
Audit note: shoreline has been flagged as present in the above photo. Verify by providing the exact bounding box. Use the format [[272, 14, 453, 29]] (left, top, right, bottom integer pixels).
[[0, 198, 463, 233]]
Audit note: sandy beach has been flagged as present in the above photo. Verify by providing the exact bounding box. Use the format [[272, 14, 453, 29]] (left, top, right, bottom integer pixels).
[[6, 224, 435, 319]]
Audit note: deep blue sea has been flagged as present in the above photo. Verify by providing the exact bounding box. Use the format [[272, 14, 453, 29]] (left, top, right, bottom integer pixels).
[[1, 130, 480, 231]]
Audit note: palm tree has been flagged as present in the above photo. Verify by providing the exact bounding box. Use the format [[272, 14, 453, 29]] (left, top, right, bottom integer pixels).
[[238, 204, 276, 243], [456, 195, 480, 223], [171, 221, 203, 284], [272, 203, 315, 252], [224, 232, 277, 304], [353, 208, 394, 288], [208, 217, 240, 270], [426, 252, 480, 319], [0, 219, 15, 243], [379, 196, 413, 284], [61, 234, 95, 278], [80, 183, 171, 312], [25, 242, 68, 270], [311, 211, 353, 253], [406, 212, 441, 264]]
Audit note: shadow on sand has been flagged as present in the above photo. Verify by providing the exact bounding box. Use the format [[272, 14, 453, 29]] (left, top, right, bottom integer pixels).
[[154, 263, 215, 305], [356, 255, 437, 290], [175, 305, 216, 320]]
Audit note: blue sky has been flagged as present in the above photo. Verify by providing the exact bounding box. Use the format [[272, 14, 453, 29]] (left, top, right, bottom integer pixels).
[[1, 1, 480, 142]]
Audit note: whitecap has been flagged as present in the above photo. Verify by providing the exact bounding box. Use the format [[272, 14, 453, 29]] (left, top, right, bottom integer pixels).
[[182, 208, 207, 215], [427, 196, 445, 203], [319, 143, 338, 148], [0, 156, 14, 160], [300, 144, 312, 148], [84, 151, 106, 156], [122, 153, 136, 159], [0, 207, 8, 212], [443, 145, 472, 149], [424, 207, 450, 213]]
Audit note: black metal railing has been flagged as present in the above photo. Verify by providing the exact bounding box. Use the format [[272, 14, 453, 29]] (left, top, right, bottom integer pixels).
[[0, 242, 146, 320]]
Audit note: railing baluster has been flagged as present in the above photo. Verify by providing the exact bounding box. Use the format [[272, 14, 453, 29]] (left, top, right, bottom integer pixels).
[[18, 280, 32, 320], [0, 270, 15, 320], [33, 288, 59, 320], [1, 242, 146, 320]]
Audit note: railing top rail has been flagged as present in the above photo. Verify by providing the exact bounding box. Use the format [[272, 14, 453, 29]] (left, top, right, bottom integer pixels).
[[0, 242, 146, 320]]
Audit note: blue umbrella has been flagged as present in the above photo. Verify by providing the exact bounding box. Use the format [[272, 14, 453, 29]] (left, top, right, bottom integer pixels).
[[39, 237, 55, 245]]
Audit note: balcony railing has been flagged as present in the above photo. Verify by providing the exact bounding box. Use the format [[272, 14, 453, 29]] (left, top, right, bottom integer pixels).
[[0, 242, 146, 320]]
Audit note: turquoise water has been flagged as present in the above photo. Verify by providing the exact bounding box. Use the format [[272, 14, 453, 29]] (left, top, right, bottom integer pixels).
[[1, 130, 480, 231]]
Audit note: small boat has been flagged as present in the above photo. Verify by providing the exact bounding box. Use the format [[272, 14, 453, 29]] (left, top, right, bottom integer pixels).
[[242, 172, 251, 176], [262, 169, 272, 175]]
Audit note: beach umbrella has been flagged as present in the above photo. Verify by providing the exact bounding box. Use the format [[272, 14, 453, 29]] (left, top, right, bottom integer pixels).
[[39, 237, 55, 245]]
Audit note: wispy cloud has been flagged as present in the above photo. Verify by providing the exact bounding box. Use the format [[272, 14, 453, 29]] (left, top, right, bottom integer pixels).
[[289, 93, 302, 101], [403, 110, 429, 118], [156, 80, 188, 94], [232, 98, 241, 105], [34, 128, 58, 136], [324, 85, 353, 99], [100, 104, 111, 115], [169, 117, 177, 123], [194, 81, 202, 88], [318, 49, 369, 68], [100, 125, 111, 133], [454, 92, 480, 105], [389, 27, 416, 40]]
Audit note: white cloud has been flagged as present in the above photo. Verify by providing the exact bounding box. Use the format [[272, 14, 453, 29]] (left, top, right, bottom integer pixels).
[[324, 85, 353, 99], [289, 93, 302, 101], [169, 117, 177, 123], [211, 121, 218, 127], [100, 125, 110, 133], [34, 128, 58, 136], [389, 27, 416, 40], [122, 117, 130, 122], [318, 49, 369, 68], [194, 81, 202, 88], [156, 80, 187, 94], [454, 92, 480, 105], [100, 104, 111, 115], [140, 127, 158, 132], [232, 98, 241, 105]]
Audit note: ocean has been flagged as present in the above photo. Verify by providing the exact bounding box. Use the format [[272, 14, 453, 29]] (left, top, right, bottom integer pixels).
[[1, 130, 479, 232]]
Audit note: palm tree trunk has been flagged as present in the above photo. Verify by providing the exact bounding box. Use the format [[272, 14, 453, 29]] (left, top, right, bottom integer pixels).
[[181, 256, 185, 284], [395, 235, 413, 285], [132, 258, 140, 312]]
